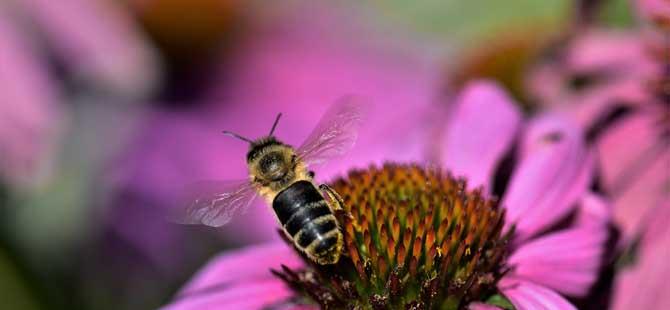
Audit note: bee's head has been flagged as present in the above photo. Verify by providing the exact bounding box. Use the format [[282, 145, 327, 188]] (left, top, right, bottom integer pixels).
[[258, 152, 288, 180], [224, 113, 295, 182], [249, 144, 294, 182]]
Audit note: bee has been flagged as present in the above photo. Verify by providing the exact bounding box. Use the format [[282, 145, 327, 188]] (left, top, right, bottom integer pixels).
[[174, 97, 364, 265]]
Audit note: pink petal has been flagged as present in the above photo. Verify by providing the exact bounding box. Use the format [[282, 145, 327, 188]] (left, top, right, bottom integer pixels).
[[15, 0, 160, 96], [162, 279, 295, 310], [503, 114, 594, 240], [636, 0, 670, 24], [441, 80, 522, 192], [498, 277, 577, 310], [555, 82, 647, 129], [565, 30, 650, 74], [613, 153, 669, 244], [0, 10, 60, 186], [508, 226, 607, 297], [468, 302, 503, 310], [179, 242, 303, 295], [640, 200, 670, 246], [597, 110, 661, 190], [597, 110, 670, 242], [164, 242, 304, 309], [574, 192, 612, 228], [524, 62, 565, 108], [611, 200, 670, 310], [527, 31, 652, 127]]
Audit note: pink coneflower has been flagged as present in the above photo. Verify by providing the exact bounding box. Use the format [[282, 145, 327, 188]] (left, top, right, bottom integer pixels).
[[516, 2, 670, 308], [162, 81, 609, 309], [525, 24, 669, 245]]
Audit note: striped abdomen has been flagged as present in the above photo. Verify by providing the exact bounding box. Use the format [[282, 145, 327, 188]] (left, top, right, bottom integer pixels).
[[272, 180, 342, 264]]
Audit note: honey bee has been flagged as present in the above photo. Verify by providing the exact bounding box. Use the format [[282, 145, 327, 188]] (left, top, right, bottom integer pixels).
[[175, 97, 364, 264]]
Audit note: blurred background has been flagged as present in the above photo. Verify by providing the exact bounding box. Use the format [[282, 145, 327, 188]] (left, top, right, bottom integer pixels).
[[0, 0, 635, 309]]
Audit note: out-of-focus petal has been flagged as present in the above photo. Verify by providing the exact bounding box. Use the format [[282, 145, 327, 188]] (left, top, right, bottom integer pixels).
[[575, 192, 612, 228], [213, 5, 441, 179], [162, 243, 303, 310], [507, 226, 607, 297], [526, 31, 652, 127], [640, 200, 670, 246], [525, 62, 564, 106], [555, 82, 647, 130], [597, 111, 660, 190], [611, 200, 670, 310], [565, 31, 651, 74], [597, 110, 670, 242], [498, 277, 577, 310], [636, 0, 670, 25], [0, 10, 59, 185], [441, 80, 521, 192], [179, 242, 302, 294], [468, 302, 503, 310], [15, 0, 161, 96], [162, 279, 294, 310], [503, 114, 593, 240]]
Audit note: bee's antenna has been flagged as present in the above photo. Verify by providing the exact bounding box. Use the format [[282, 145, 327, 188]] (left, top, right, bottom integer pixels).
[[269, 113, 282, 136], [222, 131, 253, 143]]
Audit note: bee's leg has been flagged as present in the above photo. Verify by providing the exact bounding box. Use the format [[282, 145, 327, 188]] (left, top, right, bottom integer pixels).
[[308, 171, 315, 179], [319, 184, 345, 211]]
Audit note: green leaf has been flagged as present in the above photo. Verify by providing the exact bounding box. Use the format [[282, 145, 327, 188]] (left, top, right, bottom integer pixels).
[[0, 249, 41, 310], [486, 294, 516, 310], [599, 0, 635, 27]]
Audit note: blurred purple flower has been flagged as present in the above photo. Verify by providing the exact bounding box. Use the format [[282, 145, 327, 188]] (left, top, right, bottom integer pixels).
[[0, 0, 160, 186], [10, 0, 161, 96], [162, 81, 609, 310], [107, 5, 441, 267]]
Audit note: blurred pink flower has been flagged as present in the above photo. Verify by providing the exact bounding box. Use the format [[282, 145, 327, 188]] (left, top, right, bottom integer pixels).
[[525, 12, 670, 309], [107, 5, 441, 267], [526, 30, 653, 128], [0, 11, 60, 185], [526, 27, 669, 244], [162, 81, 609, 310], [635, 0, 670, 26]]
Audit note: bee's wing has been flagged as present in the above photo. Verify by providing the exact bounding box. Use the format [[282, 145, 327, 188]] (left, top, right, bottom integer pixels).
[[296, 96, 365, 166], [172, 179, 258, 227]]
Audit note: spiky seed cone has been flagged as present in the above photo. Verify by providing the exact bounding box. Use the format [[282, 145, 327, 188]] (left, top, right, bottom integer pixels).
[[273, 163, 511, 309]]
